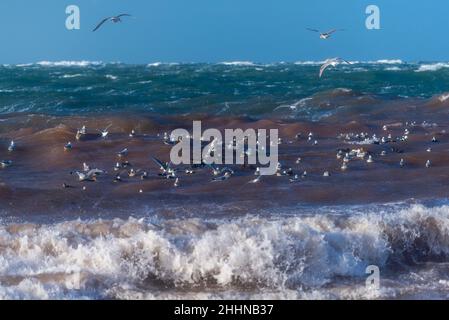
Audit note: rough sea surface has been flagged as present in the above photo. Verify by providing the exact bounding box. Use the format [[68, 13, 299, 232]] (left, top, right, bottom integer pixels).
[[1, 60, 449, 299]]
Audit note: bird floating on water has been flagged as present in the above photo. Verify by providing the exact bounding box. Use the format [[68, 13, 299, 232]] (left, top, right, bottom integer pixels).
[[212, 171, 232, 182], [0, 160, 12, 168], [128, 169, 137, 177], [64, 142, 72, 151], [76, 126, 87, 140], [249, 175, 262, 184], [289, 174, 300, 183], [117, 148, 129, 158], [7, 140, 15, 152]]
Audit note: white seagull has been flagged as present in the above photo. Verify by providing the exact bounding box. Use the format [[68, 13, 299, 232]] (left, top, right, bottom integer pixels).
[[319, 58, 351, 78], [249, 175, 262, 184], [306, 28, 343, 40], [8, 140, 15, 152], [93, 14, 132, 32], [98, 124, 112, 139], [71, 169, 105, 182], [1, 160, 12, 168]]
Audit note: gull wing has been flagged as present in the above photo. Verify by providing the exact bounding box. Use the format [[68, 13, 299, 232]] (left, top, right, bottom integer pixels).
[[93, 17, 111, 32], [87, 169, 105, 177], [339, 58, 352, 65], [306, 28, 320, 33], [151, 157, 168, 171], [319, 61, 332, 78], [325, 29, 338, 35], [117, 14, 132, 18], [72, 171, 86, 181]]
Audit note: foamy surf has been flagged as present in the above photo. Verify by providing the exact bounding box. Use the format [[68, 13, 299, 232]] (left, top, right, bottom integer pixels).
[[416, 63, 449, 72], [35, 61, 104, 67], [1, 203, 449, 300]]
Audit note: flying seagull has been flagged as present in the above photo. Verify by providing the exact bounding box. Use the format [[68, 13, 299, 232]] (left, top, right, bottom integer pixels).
[[151, 156, 176, 178], [93, 14, 132, 32], [71, 169, 106, 182], [319, 58, 351, 78], [98, 124, 112, 139], [306, 28, 342, 40]]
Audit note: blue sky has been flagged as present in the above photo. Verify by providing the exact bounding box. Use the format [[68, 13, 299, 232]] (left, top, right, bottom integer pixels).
[[0, 0, 446, 64]]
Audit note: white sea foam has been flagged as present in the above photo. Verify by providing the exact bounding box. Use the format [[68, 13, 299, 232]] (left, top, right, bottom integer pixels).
[[147, 62, 179, 67], [61, 74, 83, 79], [372, 59, 403, 64], [36, 61, 103, 67], [294, 61, 325, 65], [0, 203, 448, 299], [294, 60, 403, 66], [416, 63, 449, 72], [105, 74, 118, 80], [219, 61, 255, 66], [385, 66, 402, 71]]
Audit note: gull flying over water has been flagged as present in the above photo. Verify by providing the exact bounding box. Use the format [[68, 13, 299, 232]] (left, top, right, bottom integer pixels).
[[319, 58, 351, 78], [151, 156, 176, 178], [98, 124, 112, 139], [93, 14, 132, 32], [306, 28, 342, 40], [71, 169, 106, 182]]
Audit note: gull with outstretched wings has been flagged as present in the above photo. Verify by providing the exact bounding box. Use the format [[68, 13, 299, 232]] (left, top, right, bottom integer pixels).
[[319, 58, 351, 78], [306, 28, 342, 40], [93, 14, 132, 32]]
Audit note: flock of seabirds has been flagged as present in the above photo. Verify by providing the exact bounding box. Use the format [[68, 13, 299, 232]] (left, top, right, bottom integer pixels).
[[0, 121, 441, 192], [0, 18, 441, 191]]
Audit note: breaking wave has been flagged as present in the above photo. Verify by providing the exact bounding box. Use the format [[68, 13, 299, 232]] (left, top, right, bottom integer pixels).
[[35, 61, 104, 67], [416, 63, 449, 72], [1, 203, 449, 299], [219, 61, 256, 66]]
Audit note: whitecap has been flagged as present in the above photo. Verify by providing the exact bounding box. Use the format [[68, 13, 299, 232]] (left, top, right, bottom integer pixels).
[[416, 63, 449, 72], [219, 61, 255, 66], [36, 61, 103, 67]]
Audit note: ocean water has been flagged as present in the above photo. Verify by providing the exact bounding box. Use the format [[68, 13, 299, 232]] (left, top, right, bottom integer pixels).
[[1, 60, 449, 117], [1, 60, 449, 299]]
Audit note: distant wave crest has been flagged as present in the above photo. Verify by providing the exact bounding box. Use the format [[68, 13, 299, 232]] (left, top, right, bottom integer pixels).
[[416, 63, 449, 72], [219, 61, 255, 66], [36, 61, 104, 67]]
